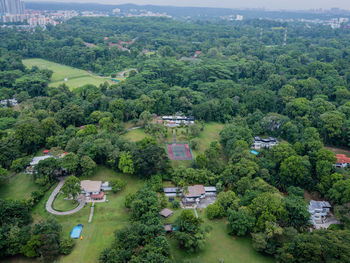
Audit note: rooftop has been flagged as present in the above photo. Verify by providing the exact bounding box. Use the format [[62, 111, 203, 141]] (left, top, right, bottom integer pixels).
[[30, 155, 53, 166], [185, 185, 205, 198], [81, 180, 102, 193], [204, 186, 217, 192], [336, 154, 350, 164], [309, 200, 331, 212], [164, 187, 180, 193], [159, 208, 173, 218]]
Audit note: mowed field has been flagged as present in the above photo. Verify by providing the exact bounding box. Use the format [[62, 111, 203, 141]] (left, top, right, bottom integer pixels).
[[22, 58, 113, 89]]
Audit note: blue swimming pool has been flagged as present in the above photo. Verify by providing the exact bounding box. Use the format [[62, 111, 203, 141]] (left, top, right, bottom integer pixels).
[[70, 225, 83, 239]]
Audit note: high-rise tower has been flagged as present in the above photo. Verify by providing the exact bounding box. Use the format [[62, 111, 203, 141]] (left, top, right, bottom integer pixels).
[[0, 0, 25, 15]]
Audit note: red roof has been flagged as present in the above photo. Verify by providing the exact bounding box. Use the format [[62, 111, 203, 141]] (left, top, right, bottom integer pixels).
[[90, 192, 104, 199], [43, 150, 50, 154], [336, 154, 350, 164]]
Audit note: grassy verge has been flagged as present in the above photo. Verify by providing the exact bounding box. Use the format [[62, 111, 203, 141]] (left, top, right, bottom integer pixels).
[[52, 193, 79, 212]]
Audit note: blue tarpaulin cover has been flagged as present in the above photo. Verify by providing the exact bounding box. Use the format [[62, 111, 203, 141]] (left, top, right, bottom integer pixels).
[[70, 226, 83, 239]]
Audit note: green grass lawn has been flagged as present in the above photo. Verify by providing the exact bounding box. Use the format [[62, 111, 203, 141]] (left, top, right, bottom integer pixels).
[[22, 58, 113, 90], [122, 128, 148, 142], [53, 193, 79, 212], [0, 173, 39, 200], [30, 166, 144, 263], [168, 216, 274, 263]]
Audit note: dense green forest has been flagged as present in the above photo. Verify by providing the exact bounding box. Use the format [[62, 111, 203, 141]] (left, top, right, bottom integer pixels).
[[0, 16, 350, 262]]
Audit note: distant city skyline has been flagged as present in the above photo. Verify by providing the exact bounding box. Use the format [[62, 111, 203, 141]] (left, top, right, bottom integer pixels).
[[24, 0, 350, 11]]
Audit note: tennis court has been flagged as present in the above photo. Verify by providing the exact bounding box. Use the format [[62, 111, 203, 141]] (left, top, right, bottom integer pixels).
[[166, 143, 193, 160]]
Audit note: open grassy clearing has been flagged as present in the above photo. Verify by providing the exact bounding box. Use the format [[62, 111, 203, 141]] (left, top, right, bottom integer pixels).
[[168, 216, 274, 263], [0, 173, 39, 200], [28, 166, 144, 263], [52, 193, 79, 212], [122, 127, 148, 142], [23, 58, 113, 89]]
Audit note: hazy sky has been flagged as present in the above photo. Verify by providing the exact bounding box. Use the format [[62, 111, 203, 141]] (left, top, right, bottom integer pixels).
[[27, 0, 350, 10]]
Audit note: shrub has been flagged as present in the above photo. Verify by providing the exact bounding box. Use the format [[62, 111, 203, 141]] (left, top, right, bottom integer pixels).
[[110, 178, 127, 193], [11, 157, 30, 173], [30, 190, 45, 205], [206, 203, 225, 220], [172, 200, 180, 209], [190, 138, 200, 150], [60, 238, 75, 255]]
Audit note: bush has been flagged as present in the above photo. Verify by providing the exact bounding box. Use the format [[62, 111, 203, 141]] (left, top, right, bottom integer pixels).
[[206, 203, 225, 220], [11, 157, 30, 173], [287, 186, 304, 198], [30, 190, 45, 205], [328, 224, 344, 230], [172, 200, 180, 209], [148, 174, 163, 192], [227, 208, 255, 236], [60, 238, 75, 255], [190, 138, 200, 150], [125, 193, 136, 208], [110, 178, 127, 193], [159, 194, 168, 209]]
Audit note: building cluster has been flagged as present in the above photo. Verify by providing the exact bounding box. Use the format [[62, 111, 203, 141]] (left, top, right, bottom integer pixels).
[[153, 115, 195, 127], [164, 185, 217, 207], [126, 11, 171, 18], [0, 98, 18, 107], [299, 17, 349, 29], [1, 2, 78, 27], [25, 10, 78, 27], [220, 14, 244, 21], [180, 51, 202, 61]]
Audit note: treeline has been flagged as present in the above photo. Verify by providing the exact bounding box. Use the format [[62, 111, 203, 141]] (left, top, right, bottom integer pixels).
[[0, 199, 74, 260]]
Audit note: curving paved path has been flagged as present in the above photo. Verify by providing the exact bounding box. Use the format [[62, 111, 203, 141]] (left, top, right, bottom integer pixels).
[[46, 178, 85, 216]]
